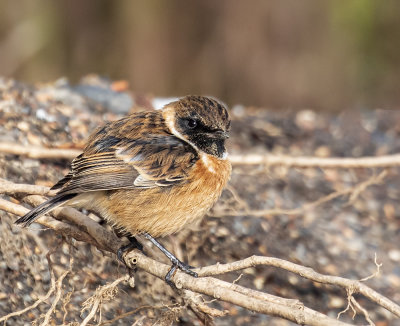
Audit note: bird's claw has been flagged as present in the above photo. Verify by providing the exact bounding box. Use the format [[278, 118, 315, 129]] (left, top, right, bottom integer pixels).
[[165, 258, 198, 287]]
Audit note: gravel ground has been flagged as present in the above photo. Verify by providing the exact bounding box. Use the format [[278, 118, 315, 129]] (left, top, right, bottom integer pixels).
[[0, 76, 400, 325]]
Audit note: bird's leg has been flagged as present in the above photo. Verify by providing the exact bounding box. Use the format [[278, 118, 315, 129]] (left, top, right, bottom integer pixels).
[[143, 232, 198, 285], [117, 235, 144, 264]]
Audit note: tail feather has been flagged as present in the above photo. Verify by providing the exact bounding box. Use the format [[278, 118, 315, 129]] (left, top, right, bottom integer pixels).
[[15, 193, 77, 227]]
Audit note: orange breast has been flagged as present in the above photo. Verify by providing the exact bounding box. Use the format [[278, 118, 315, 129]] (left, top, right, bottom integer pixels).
[[92, 155, 231, 237]]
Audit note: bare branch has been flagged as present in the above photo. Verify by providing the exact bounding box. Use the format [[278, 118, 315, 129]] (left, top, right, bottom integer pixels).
[[0, 195, 350, 325], [3, 142, 400, 168], [213, 170, 387, 218], [349, 297, 375, 326], [0, 142, 81, 160], [230, 153, 400, 168], [80, 275, 129, 326], [1, 179, 399, 325], [124, 251, 350, 326], [360, 253, 382, 282], [196, 255, 400, 318], [0, 178, 54, 196], [39, 270, 69, 326], [97, 305, 164, 326], [0, 198, 100, 247]]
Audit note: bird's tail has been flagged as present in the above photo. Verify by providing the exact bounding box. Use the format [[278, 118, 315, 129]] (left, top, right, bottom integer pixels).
[[15, 193, 77, 227]]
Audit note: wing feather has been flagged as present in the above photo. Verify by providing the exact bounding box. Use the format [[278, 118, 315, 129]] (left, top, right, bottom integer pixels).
[[55, 113, 198, 195]]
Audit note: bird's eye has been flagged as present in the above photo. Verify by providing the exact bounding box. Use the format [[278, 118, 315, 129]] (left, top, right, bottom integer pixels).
[[186, 119, 198, 129]]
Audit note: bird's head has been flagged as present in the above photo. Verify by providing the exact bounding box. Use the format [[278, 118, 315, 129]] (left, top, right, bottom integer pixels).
[[162, 96, 230, 158]]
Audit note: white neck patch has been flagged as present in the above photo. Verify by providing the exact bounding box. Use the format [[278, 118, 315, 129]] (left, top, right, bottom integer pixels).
[[201, 153, 216, 173], [164, 108, 199, 151]]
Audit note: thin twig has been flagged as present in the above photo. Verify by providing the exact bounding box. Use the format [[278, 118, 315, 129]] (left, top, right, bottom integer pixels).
[[39, 270, 69, 326], [80, 275, 129, 326], [97, 305, 163, 326], [196, 255, 400, 318], [350, 297, 375, 326], [229, 153, 400, 168], [125, 251, 350, 326], [1, 179, 399, 325], [0, 198, 99, 247], [0, 178, 54, 196], [0, 271, 56, 324], [1, 195, 350, 325], [213, 170, 387, 218], [3, 142, 400, 168], [360, 253, 382, 282], [0, 142, 81, 160]]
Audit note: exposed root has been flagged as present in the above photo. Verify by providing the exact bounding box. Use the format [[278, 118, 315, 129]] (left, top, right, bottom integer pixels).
[[80, 275, 129, 326]]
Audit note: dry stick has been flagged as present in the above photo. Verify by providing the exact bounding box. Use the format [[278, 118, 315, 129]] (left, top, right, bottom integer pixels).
[[213, 170, 388, 218], [197, 256, 400, 318], [229, 153, 400, 168], [0, 198, 98, 247], [1, 181, 398, 320], [55, 206, 400, 324], [124, 251, 350, 326], [182, 289, 222, 326], [40, 270, 69, 326], [0, 178, 54, 196], [349, 297, 375, 326], [1, 169, 387, 224], [2, 142, 400, 168], [0, 142, 81, 160], [0, 179, 127, 252], [1, 183, 399, 324], [40, 244, 74, 326], [97, 305, 165, 326], [1, 197, 351, 326], [24, 195, 120, 252], [80, 276, 128, 326]]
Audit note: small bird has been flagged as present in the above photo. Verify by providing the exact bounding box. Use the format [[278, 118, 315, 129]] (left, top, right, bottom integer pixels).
[[15, 95, 231, 283]]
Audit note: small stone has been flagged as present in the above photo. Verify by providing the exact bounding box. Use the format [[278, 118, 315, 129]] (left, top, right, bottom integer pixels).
[[387, 275, 400, 287], [17, 121, 30, 131], [388, 250, 400, 262], [215, 226, 230, 237], [288, 275, 299, 285], [295, 110, 317, 130], [253, 276, 265, 290], [384, 203, 395, 220], [314, 146, 331, 158], [329, 296, 345, 308], [128, 276, 135, 288]]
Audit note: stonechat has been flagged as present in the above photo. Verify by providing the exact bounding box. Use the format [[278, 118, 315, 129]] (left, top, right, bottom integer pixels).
[[16, 95, 232, 283]]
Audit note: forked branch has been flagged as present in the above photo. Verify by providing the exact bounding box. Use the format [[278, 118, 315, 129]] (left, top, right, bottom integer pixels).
[[1, 180, 399, 325]]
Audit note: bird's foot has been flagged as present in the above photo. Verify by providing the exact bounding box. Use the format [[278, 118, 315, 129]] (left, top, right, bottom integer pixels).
[[142, 232, 198, 287], [165, 256, 198, 287]]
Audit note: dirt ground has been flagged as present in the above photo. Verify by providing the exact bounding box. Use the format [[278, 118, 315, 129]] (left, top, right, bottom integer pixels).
[[1, 76, 400, 325]]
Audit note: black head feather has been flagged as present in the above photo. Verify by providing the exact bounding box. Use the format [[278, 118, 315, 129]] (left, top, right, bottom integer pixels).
[[169, 96, 230, 158]]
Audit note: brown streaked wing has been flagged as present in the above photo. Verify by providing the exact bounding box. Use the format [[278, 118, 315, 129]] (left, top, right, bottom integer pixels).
[[56, 134, 197, 195], [115, 134, 197, 182], [55, 152, 138, 194]]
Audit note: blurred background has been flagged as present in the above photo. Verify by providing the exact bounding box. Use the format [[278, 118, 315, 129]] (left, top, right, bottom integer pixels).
[[0, 0, 400, 110]]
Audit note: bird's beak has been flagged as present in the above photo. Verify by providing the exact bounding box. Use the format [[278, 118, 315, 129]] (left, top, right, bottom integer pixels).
[[214, 130, 230, 139]]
